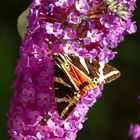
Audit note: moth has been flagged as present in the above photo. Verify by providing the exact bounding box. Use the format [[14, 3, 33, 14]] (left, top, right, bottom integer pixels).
[[53, 53, 121, 119]]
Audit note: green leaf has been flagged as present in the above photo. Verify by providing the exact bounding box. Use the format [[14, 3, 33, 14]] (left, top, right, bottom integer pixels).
[[17, 8, 29, 39]]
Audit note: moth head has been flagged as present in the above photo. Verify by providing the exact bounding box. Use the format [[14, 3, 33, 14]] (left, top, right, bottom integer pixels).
[[92, 77, 101, 86], [53, 53, 71, 71], [63, 62, 71, 70]]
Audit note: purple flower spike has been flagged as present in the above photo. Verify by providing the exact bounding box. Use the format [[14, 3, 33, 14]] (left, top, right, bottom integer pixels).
[[8, 0, 136, 139], [129, 124, 140, 140]]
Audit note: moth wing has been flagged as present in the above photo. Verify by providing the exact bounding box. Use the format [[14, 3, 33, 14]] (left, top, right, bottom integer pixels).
[[54, 54, 120, 119], [68, 55, 121, 84], [101, 63, 121, 83], [54, 63, 78, 119]]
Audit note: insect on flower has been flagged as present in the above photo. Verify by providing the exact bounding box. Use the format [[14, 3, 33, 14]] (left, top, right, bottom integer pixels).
[[53, 53, 121, 119]]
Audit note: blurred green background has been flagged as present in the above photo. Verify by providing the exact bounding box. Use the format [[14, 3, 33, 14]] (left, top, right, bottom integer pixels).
[[0, 1, 140, 140]]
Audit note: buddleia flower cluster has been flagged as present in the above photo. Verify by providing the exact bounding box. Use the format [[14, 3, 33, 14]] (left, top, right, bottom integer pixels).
[[8, 0, 137, 139], [129, 97, 140, 140], [129, 124, 140, 140]]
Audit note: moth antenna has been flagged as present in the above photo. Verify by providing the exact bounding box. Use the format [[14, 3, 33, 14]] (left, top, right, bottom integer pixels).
[[45, 38, 54, 56]]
